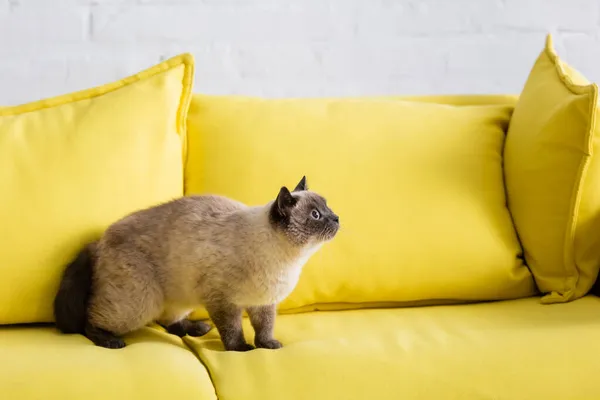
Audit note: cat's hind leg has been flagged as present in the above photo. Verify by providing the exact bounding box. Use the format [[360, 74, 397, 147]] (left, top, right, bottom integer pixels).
[[85, 322, 126, 349], [86, 248, 165, 349]]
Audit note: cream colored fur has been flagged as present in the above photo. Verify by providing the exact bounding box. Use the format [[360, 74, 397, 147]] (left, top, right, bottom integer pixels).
[[88, 193, 330, 336]]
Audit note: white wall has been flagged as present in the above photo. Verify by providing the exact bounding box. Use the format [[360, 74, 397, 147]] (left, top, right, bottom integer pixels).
[[1, 0, 599, 105]]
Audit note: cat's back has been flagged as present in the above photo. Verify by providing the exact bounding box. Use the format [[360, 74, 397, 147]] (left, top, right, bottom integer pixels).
[[100, 194, 246, 249], [116, 194, 244, 225], [181, 194, 247, 220], [167, 194, 252, 245]]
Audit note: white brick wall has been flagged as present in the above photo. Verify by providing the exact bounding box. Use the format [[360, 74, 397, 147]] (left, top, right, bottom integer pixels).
[[1, 0, 599, 105]]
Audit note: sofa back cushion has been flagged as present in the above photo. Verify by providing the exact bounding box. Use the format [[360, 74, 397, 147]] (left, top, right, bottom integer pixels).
[[185, 95, 536, 317], [504, 35, 600, 303], [0, 54, 194, 324]]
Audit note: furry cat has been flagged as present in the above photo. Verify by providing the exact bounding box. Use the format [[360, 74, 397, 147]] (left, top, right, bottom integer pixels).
[[54, 177, 339, 351]]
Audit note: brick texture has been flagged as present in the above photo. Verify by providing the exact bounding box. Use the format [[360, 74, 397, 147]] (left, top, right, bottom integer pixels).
[[1, 0, 599, 104]]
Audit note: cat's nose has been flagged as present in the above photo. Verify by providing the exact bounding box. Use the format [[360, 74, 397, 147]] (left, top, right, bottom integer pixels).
[[332, 215, 339, 224]]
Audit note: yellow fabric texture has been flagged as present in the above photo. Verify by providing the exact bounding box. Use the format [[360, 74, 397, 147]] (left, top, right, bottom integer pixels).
[[186, 95, 535, 319], [0, 54, 194, 324], [0, 326, 216, 400], [185, 296, 600, 400], [504, 35, 600, 303]]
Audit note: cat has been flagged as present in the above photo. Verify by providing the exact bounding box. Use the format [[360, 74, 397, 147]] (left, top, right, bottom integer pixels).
[[54, 177, 339, 351]]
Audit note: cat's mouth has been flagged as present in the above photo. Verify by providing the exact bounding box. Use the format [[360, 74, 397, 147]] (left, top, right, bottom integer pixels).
[[321, 223, 340, 242]]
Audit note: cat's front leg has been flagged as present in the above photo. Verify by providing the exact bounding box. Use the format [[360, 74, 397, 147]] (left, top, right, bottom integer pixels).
[[206, 301, 254, 352], [247, 304, 282, 349]]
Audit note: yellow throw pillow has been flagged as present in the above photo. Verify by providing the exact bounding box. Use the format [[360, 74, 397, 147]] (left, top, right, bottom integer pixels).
[[186, 94, 536, 318], [504, 35, 600, 303], [0, 54, 194, 324]]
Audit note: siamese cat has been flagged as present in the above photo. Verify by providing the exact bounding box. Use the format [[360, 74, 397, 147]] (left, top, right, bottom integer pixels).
[[54, 177, 339, 351]]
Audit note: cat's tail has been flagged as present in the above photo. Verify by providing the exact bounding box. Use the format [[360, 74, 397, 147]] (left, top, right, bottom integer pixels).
[[53, 242, 97, 334]]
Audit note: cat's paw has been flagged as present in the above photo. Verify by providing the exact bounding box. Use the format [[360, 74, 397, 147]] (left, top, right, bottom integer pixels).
[[96, 337, 126, 349], [186, 321, 212, 337], [164, 323, 186, 337], [85, 324, 126, 349], [255, 338, 283, 350], [164, 319, 211, 337], [228, 342, 255, 352]]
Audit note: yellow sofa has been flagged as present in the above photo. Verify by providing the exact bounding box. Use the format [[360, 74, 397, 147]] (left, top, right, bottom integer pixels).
[[3, 35, 600, 400]]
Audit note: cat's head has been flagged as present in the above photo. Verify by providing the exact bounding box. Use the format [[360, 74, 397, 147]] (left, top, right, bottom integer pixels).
[[269, 176, 340, 246]]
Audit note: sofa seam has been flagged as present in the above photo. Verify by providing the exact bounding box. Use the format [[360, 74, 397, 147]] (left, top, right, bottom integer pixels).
[[181, 336, 223, 400], [176, 55, 195, 195], [569, 84, 598, 298]]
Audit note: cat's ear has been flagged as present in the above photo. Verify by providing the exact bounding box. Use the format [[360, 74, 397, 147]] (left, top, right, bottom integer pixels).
[[293, 176, 308, 192], [276, 186, 297, 214]]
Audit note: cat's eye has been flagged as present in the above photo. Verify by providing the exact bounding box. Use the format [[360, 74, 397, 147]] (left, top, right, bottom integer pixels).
[[311, 209, 321, 220]]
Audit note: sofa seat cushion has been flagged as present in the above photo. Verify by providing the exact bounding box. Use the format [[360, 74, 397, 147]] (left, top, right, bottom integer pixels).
[[186, 297, 600, 400], [0, 326, 216, 400]]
